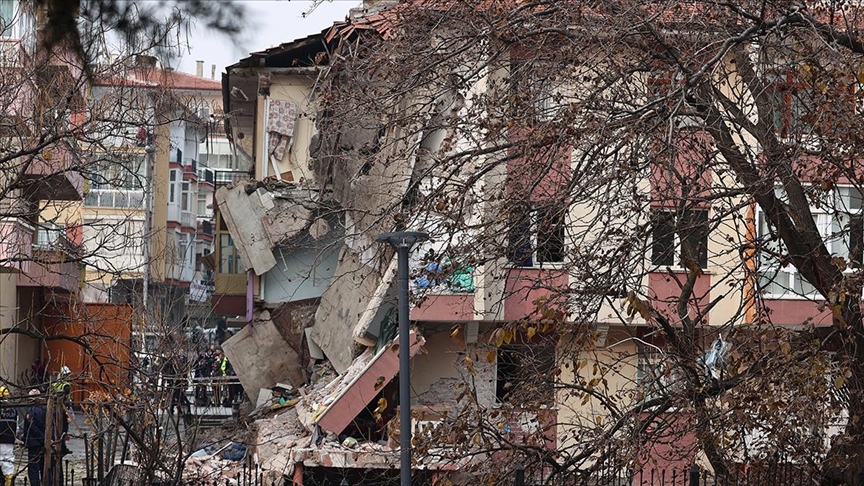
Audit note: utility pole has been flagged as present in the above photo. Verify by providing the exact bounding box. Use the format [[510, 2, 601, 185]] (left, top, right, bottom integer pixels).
[[142, 143, 155, 354], [374, 231, 428, 486]]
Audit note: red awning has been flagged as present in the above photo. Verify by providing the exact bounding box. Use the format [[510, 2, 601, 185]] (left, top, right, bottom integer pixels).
[[303, 331, 425, 435]]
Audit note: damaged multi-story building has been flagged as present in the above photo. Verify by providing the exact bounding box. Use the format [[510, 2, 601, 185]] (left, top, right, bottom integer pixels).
[[209, 0, 864, 484], [214, 12, 557, 485]]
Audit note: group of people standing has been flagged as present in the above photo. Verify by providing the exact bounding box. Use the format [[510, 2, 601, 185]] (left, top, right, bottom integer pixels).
[[0, 365, 74, 486], [194, 345, 241, 407]]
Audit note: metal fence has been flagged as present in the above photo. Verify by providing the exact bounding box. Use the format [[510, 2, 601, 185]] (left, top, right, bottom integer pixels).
[[515, 461, 816, 486]]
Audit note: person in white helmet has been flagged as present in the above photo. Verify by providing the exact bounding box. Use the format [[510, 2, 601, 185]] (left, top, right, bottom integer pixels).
[[0, 386, 15, 485], [50, 366, 72, 456]]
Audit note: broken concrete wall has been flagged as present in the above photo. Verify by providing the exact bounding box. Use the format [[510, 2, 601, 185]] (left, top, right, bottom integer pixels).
[[215, 182, 316, 275], [222, 318, 305, 398], [269, 300, 318, 371], [263, 237, 340, 304], [310, 246, 387, 373], [411, 330, 496, 410], [297, 331, 425, 435]]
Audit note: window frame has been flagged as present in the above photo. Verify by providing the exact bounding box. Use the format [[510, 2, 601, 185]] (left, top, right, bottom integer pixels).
[[756, 185, 864, 298], [650, 208, 710, 270], [508, 206, 567, 268], [636, 346, 680, 401]]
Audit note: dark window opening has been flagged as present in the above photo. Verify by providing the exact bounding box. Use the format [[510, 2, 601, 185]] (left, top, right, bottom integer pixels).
[[651, 209, 708, 269], [496, 344, 555, 404], [849, 215, 863, 268], [508, 206, 566, 267]]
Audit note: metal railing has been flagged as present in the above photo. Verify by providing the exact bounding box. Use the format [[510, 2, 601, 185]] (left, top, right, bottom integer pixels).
[[515, 460, 816, 486]]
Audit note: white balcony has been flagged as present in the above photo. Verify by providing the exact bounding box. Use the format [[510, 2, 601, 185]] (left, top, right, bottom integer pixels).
[[84, 189, 145, 209], [180, 210, 195, 229]]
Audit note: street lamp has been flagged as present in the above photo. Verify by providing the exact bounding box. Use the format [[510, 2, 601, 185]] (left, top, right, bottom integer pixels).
[[375, 231, 429, 486]]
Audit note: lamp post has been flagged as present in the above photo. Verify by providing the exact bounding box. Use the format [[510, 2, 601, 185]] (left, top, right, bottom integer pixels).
[[375, 231, 429, 486]]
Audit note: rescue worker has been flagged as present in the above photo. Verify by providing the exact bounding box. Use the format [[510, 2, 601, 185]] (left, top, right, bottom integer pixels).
[[0, 386, 15, 485], [50, 367, 72, 456], [213, 349, 228, 405]]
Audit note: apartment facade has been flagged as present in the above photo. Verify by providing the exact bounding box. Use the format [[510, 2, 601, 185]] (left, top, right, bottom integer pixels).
[[85, 61, 221, 346], [0, 0, 89, 388]]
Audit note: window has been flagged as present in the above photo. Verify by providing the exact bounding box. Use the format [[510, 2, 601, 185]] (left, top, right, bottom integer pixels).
[[510, 59, 567, 121], [651, 209, 709, 269], [636, 346, 679, 400], [89, 155, 145, 190], [197, 194, 208, 216], [181, 181, 191, 212], [496, 344, 555, 404], [84, 155, 146, 209], [219, 234, 244, 274], [508, 206, 566, 267], [757, 186, 863, 297], [766, 73, 818, 138], [0, 0, 14, 37], [169, 170, 178, 203]]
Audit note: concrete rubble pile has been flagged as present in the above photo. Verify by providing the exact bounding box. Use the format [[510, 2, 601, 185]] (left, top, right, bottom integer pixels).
[[184, 442, 249, 485]]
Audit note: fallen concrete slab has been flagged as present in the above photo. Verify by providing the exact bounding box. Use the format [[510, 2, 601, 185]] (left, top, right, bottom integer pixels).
[[215, 181, 317, 275], [311, 246, 386, 373], [297, 331, 425, 435], [222, 318, 305, 398]]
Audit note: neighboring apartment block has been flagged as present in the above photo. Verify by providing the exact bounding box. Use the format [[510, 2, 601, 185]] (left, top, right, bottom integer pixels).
[[0, 0, 87, 388], [84, 59, 222, 342]]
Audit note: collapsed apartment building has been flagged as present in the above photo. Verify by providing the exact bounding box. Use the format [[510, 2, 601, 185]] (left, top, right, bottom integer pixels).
[[207, 7, 558, 485]]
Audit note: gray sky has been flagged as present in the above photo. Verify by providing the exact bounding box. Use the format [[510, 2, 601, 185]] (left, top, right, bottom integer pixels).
[[175, 1, 360, 78]]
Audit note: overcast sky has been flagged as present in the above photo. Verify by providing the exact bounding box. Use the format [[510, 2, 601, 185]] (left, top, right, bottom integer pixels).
[[175, 1, 360, 78]]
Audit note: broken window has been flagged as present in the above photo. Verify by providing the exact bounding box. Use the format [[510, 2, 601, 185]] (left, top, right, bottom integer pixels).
[[650, 209, 708, 269], [508, 206, 566, 267], [496, 344, 555, 404]]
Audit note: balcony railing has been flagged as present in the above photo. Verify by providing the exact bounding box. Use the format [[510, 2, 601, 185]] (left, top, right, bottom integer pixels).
[[214, 170, 249, 186], [197, 168, 215, 185], [181, 210, 195, 228], [84, 189, 145, 209], [198, 220, 213, 236], [184, 158, 197, 174]]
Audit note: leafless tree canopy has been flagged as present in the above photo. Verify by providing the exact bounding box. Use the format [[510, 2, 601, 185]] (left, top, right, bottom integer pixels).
[[308, 1, 864, 483]]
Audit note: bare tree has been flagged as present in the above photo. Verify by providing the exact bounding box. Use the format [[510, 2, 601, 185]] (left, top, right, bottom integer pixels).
[[302, 1, 864, 484]]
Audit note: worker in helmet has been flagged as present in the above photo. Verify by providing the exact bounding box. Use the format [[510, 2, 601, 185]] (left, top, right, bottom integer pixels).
[[0, 386, 15, 485], [49, 367, 72, 456]]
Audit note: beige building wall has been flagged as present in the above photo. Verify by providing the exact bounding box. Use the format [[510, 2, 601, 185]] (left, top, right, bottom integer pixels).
[[0, 273, 17, 385], [149, 116, 171, 283]]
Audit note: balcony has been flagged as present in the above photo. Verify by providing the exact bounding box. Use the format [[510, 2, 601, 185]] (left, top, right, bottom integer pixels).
[[197, 167, 215, 189], [84, 189, 145, 209], [0, 218, 33, 273], [180, 210, 195, 229], [23, 143, 85, 201], [213, 169, 249, 187], [410, 262, 476, 321], [198, 220, 213, 236], [184, 158, 197, 174], [18, 224, 82, 293]]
